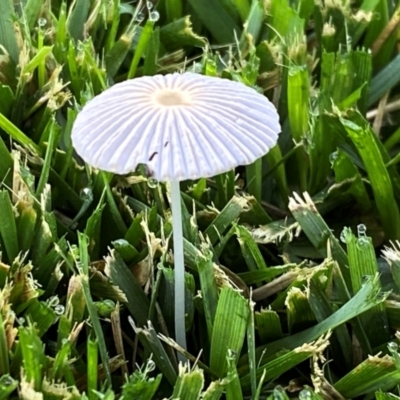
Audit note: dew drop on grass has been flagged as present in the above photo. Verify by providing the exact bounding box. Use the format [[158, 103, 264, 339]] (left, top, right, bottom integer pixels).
[[147, 178, 158, 188], [146, 1, 153, 9], [80, 187, 93, 202], [48, 295, 60, 307], [113, 238, 130, 246], [299, 389, 312, 400], [272, 386, 286, 400], [356, 224, 369, 247], [146, 359, 156, 372], [389, 341, 398, 351], [55, 304, 65, 315], [3, 376, 14, 386], [340, 227, 351, 243], [136, 12, 145, 22], [357, 237, 369, 247], [329, 150, 338, 166], [357, 223, 367, 237], [149, 11, 160, 21], [38, 17, 47, 27]]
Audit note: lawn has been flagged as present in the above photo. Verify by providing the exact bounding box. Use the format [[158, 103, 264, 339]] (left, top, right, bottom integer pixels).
[[1, 0, 400, 398]]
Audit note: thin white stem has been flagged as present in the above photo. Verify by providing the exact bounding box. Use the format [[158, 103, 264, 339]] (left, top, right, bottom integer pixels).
[[170, 180, 187, 357]]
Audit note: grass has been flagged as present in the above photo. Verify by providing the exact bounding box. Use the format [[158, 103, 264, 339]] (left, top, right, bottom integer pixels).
[[1, 0, 400, 398]]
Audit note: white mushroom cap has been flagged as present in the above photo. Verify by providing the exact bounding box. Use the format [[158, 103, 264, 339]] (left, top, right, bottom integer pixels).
[[71, 72, 281, 181]]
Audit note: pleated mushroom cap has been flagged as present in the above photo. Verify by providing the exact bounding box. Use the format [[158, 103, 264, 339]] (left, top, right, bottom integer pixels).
[[71, 72, 281, 181]]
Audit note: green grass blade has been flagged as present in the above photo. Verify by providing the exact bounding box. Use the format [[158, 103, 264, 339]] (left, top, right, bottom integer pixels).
[[236, 225, 268, 271], [121, 359, 162, 398], [287, 65, 310, 192], [130, 318, 178, 386], [204, 196, 247, 245], [343, 226, 390, 348], [0, 191, 18, 263], [225, 354, 244, 400], [245, 158, 262, 202], [0, 113, 41, 155], [286, 287, 315, 333], [128, 20, 155, 79], [187, 0, 241, 43], [0, 312, 9, 375], [197, 247, 219, 340], [36, 118, 58, 198], [0, 375, 18, 399], [165, 0, 183, 22], [248, 274, 387, 367], [19, 324, 45, 391], [159, 16, 206, 51], [339, 111, 400, 240], [0, 0, 19, 63], [172, 365, 204, 400], [288, 192, 350, 286], [255, 308, 283, 343], [77, 233, 112, 387], [67, 0, 90, 41], [308, 278, 352, 370], [210, 287, 249, 377], [246, 298, 257, 398], [104, 250, 150, 327], [334, 352, 400, 398], [23, 46, 53, 74], [87, 337, 98, 400], [331, 148, 371, 210], [241, 334, 330, 390], [369, 53, 400, 106]]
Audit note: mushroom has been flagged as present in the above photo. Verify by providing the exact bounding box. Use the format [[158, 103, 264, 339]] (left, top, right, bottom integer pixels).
[[71, 72, 281, 353]]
